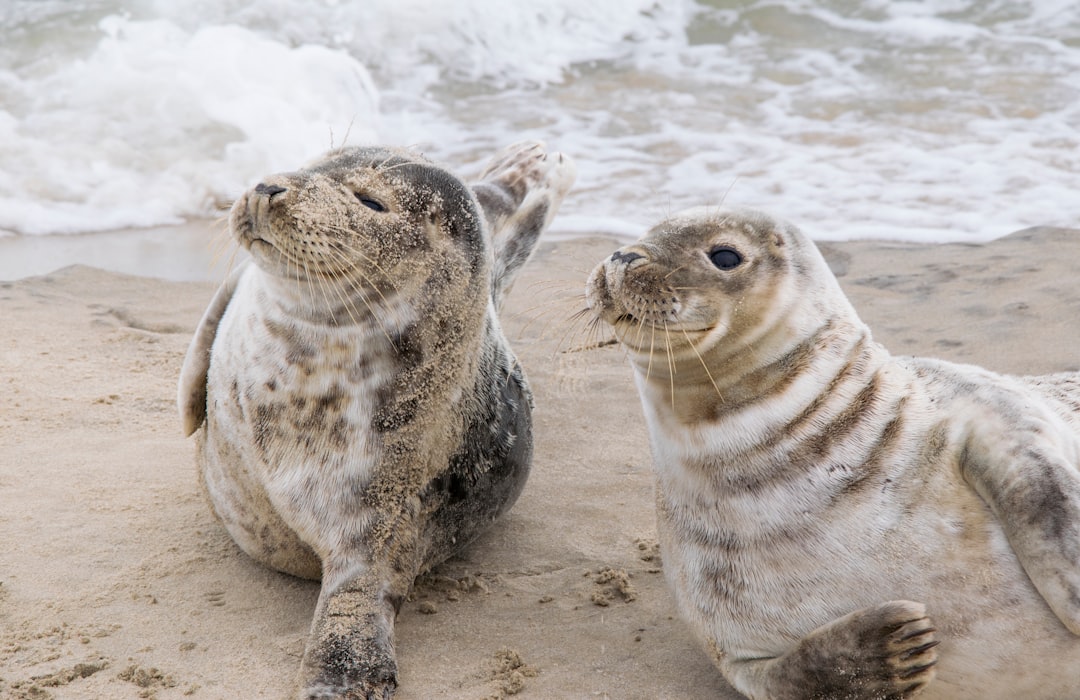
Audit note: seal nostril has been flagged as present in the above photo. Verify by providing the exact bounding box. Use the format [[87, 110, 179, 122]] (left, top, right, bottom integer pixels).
[[611, 250, 644, 265], [255, 183, 287, 198]]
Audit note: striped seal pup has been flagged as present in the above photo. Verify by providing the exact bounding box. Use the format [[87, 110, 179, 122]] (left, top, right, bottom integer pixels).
[[178, 142, 575, 699], [586, 207, 1080, 699]]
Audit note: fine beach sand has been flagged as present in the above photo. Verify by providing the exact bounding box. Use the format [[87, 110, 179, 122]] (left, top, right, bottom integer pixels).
[[2, 224, 1079, 699]]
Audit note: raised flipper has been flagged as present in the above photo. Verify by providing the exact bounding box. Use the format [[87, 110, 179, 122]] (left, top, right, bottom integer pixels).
[[471, 141, 576, 308], [961, 408, 1080, 635], [177, 261, 251, 436], [722, 600, 938, 700]]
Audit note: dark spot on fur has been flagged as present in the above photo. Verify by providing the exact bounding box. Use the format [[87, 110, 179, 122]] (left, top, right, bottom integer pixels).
[[292, 386, 347, 433], [697, 555, 748, 606], [1018, 450, 1074, 543], [328, 416, 350, 450], [390, 323, 423, 369], [253, 403, 285, 453], [265, 318, 316, 365], [347, 358, 374, 384], [373, 324, 427, 433]]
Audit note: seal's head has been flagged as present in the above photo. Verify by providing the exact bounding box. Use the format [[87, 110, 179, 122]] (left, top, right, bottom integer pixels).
[[230, 147, 488, 316], [586, 207, 854, 363]]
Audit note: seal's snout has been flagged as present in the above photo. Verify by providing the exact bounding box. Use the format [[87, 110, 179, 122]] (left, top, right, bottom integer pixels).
[[254, 183, 287, 197]]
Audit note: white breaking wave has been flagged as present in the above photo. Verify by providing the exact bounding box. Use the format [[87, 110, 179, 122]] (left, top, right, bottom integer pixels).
[[1, 13, 380, 234], [0, 0, 1078, 242]]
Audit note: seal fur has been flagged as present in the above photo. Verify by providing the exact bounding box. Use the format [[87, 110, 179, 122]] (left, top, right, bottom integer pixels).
[[586, 207, 1080, 700], [178, 142, 575, 698]]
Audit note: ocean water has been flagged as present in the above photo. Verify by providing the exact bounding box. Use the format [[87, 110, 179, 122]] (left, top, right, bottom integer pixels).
[[1, 0, 1078, 278]]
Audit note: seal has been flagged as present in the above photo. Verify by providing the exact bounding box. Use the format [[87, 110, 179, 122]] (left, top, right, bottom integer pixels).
[[178, 141, 575, 698], [585, 207, 1080, 700]]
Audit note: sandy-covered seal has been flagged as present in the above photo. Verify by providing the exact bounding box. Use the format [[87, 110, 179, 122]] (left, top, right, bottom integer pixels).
[[586, 207, 1080, 699], [178, 142, 575, 698]]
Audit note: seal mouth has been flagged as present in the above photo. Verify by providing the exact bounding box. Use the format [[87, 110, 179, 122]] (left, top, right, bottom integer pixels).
[[609, 313, 712, 336], [245, 238, 324, 282]]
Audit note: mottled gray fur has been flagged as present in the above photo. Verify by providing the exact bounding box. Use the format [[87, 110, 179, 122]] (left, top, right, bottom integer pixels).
[[179, 142, 575, 699]]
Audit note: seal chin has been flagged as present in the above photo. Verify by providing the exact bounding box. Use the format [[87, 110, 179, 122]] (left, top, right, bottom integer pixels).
[[246, 237, 273, 255], [244, 238, 312, 280]]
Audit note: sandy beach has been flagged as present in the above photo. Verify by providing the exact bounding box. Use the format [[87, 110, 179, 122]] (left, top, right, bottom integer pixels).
[[1, 224, 1079, 699]]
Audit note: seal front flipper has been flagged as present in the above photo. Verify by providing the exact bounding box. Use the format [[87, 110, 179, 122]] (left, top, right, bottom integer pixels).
[[722, 601, 939, 700], [177, 261, 251, 437], [961, 413, 1080, 635], [471, 141, 576, 307], [299, 564, 408, 700]]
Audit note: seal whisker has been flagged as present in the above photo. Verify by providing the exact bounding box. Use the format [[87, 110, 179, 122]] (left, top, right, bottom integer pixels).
[[318, 249, 398, 346], [639, 320, 657, 385], [529, 307, 589, 351], [209, 217, 239, 268], [314, 263, 356, 327], [556, 308, 614, 355], [632, 313, 652, 358], [559, 316, 618, 353], [328, 115, 357, 151], [662, 320, 676, 410], [590, 314, 618, 352], [212, 233, 244, 282], [302, 259, 329, 322], [507, 293, 582, 330], [663, 264, 688, 280], [551, 306, 598, 359], [680, 326, 723, 401], [286, 243, 301, 299], [517, 278, 587, 297], [375, 158, 423, 176], [556, 306, 602, 352], [324, 225, 403, 293], [314, 233, 404, 337]]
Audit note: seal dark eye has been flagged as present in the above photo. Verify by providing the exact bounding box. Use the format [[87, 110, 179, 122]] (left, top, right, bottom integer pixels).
[[709, 246, 743, 270], [356, 194, 386, 212]]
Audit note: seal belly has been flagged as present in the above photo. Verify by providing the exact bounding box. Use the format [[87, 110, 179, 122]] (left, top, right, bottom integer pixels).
[[198, 269, 398, 580]]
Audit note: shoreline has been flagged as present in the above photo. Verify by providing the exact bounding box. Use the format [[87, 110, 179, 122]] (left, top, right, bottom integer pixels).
[[0, 217, 1022, 285], [0, 221, 240, 283]]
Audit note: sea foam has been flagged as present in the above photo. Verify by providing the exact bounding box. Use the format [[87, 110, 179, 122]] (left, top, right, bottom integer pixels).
[[0, 0, 1077, 244]]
